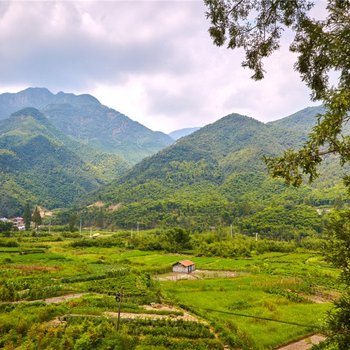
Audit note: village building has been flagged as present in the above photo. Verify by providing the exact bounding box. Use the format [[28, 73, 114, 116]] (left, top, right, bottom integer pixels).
[[11, 217, 25, 230], [172, 260, 196, 274]]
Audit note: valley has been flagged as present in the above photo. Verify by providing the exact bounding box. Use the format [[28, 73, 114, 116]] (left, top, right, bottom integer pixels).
[[0, 88, 347, 349], [0, 229, 339, 349]]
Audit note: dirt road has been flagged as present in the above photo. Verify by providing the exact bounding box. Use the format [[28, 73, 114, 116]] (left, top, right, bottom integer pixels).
[[277, 334, 326, 350]]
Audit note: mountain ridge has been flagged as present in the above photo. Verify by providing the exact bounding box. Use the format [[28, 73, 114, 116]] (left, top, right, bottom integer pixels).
[[0, 108, 103, 215], [0, 87, 174, 163], [0, 107, 135, 215], [168, 127, 201, 140], [92, 106, 346, 230]]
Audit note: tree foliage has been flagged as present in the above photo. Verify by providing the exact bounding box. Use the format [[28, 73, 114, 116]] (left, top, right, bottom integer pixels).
[[205, 0, 313, 80], [23, 202, 31, 231], [313, 210, 350, 349], [205, 0, 350, 185], [68, 212, 77, 232], [205, 1, 350, 348], [32, 206, 42, 230], [0, 220, 12, 233]]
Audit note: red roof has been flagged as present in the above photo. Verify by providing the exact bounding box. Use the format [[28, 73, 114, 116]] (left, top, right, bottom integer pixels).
[[175, 260, 194, 267]]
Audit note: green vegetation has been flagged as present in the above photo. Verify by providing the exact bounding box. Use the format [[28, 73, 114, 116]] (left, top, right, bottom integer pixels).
[[0, 88, 174, 215], [0, 227, 341, 349], [0, 108, 102, 216], [91, 108, 347, 232], [204, 1, 350, 348], [0, 221, 12, 232], [0, 87, 173, 163], [162, 277, 330, 349], [1, 87, 349, 348]]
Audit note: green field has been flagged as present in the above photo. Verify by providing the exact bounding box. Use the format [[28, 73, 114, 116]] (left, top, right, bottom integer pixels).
[[0, 230, 340, 349]]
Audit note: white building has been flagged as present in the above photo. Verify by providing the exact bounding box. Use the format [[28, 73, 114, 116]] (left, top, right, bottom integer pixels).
[[172, 260, 196, 273]]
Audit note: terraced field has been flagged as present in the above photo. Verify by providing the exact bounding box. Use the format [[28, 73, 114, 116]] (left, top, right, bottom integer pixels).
[[0, 230, 339, 349]]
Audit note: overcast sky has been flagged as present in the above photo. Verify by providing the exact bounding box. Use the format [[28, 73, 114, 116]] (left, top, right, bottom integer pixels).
[[0, 0, 324, 133]]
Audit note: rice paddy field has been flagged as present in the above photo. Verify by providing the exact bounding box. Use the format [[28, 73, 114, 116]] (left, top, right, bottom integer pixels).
[[0, 230, 340, 349]]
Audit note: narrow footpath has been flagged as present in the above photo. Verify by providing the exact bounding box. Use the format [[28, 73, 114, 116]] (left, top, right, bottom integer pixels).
[[276, 334, 326, 350]]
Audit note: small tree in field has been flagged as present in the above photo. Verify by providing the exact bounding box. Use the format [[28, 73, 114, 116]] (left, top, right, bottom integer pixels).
[[68, 213, 77, 232], [32, 206, 42, 231], [23, 202, 31, 231]]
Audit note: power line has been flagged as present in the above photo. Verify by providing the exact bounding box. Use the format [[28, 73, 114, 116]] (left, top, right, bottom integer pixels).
[[193, 307, 320, 329]]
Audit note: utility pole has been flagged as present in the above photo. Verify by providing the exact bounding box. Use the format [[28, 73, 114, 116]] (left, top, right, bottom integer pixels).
[[115, 292, 123, 331], [89, 213, 92, 238]]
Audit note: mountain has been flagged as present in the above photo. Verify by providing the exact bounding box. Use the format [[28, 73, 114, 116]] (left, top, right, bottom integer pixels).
[[92, 107, 347, 231], [0, 88, 174, 163], [268, 106, 325, 132], [263, 105, 324, 149], [102, 112, 290, 194], [2, 101, 343, 228], [0, 88, 54, 118], [0, 108, 131, 216], [168, 127, 201, 140]]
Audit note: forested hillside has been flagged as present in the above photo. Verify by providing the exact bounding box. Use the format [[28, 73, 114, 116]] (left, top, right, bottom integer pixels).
[[1, 99, 347, 230], [0, 108, 130, 216], [0, 88, 175, 216], [0, 88, 173, 163], [92, 107, 347, 233]]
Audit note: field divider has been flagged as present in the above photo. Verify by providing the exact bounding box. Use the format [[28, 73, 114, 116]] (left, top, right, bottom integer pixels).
[[194, 307, 320, 329]]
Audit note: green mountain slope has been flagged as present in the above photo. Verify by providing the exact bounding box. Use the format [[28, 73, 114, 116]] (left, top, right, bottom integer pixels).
[[0, 88, 173, 163], [101, 113, 287, 199], [93, 108, 347, 231], [268, 106, 325, 132], [0, 108, 127, 216], [265, 106, 324, 149]]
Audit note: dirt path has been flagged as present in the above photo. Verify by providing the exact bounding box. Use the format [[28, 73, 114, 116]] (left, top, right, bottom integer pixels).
[[104, 311, 199, 322], [156, 269, 238, 281], [53, 306, 207, 326], [5, 293, 87, 305], [303, 290, 340, 304], [54, 309, 201, 323], [276, 334, 326, 350], [44, 293, 87, 303]]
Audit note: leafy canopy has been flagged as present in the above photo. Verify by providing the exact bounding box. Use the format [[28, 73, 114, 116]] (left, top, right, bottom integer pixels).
[[205, 1, 350, 348], [205, 0, 350, 186]]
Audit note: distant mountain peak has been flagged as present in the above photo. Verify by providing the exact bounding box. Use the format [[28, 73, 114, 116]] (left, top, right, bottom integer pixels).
[[169, 127, 201, 140], [21, 87, 52, 94], [55, 91, 101, 105], [223, 112, 264, 125], [0, 87, 173, 164], [11, 107, 46, 121]]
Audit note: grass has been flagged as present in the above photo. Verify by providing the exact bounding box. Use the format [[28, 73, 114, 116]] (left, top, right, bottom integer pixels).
[[161, 276, 331, 349], [0, 231, 340, 349]]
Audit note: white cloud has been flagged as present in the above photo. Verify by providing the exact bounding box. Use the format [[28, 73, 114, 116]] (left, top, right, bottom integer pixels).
[[0, 0, 324, 132]]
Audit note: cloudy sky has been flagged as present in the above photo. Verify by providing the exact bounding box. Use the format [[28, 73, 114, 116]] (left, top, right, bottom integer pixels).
[[0, 0, 324, 133]]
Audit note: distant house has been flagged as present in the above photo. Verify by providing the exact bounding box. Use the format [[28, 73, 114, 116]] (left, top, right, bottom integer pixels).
[[172, 260, 196, 273], [11, 217, 24, 228]]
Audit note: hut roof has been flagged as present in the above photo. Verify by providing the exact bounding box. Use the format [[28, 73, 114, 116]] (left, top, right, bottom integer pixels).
[[173, 260, 195, 267]]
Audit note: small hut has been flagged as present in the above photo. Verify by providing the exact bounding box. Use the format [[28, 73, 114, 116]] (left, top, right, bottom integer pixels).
[[172, 260, 196, 273]]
